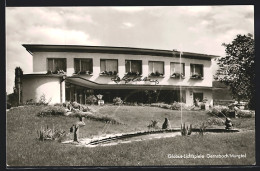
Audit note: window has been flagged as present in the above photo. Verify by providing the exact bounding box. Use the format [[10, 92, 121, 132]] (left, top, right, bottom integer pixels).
[[100, 59, 118, 75], [193, 92, 203, 106], [47, 58, 66, 72], [74, 58, 93, 74], [148, 61, 164, 76], [190, 64, 203, 79], [125, 60, 142, 75], [170, 62, 185, 78]]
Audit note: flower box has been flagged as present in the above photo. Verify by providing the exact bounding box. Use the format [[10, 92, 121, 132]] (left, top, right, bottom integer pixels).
[[171, 73, 185, 79], [47, 70, 66, 75], [100, 71, 118, 76], [190, 74, 203, 79], [125, 71, 142, 77], [74, 71, 93, 75], [149, 72, 164, 77]]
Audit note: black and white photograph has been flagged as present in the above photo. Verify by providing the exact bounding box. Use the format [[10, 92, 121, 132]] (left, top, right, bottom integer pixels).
[[5, 4, 255, 166]]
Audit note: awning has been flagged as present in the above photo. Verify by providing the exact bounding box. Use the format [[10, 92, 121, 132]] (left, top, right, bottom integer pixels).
[[66, 76, 213, 90]]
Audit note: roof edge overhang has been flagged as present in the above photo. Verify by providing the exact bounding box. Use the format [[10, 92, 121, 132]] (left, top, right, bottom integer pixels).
[[22, 73, 65, 78], [65, 76, 213, 90], [22, 44, 218, 60]]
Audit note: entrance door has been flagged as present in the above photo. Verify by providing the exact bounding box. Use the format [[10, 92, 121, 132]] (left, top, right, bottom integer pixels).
[[193, 92, 203, 106]]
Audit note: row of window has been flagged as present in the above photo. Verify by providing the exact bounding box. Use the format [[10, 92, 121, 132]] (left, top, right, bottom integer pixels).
[[47, 58, 204, 78]]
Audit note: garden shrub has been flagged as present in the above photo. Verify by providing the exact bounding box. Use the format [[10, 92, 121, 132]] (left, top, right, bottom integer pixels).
[[236, 110, 255, 118], [193, 117, 225, 130], [37, 105, 66, 117], [160, 104, 172, 109], [171, 102, 187, 110], [207, 105, 231, 117], [150, 103, 164, 107], [171, 102, 181, 110], [113, 97, 123, 105], [150, 102, 188, 110], [72, 101, 81, 109], [81, 105, 91, 112], [85, 95, 97, 105], [147, 120, 160, 129], [38, 94, 52, 105], [37, 125, 66, 141], [54, 102, 94, 113], [7, 102, 11, 109], [53, 103, 64, 107], [206, 117, 225, 126], [72, 111, 123, 124]]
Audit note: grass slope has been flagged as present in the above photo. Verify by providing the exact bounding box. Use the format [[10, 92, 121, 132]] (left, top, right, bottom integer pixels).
[[6, 105, 255, 166]]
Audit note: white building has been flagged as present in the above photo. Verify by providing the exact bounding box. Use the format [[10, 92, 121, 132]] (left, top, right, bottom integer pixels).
[[21, 44, 217, 105]]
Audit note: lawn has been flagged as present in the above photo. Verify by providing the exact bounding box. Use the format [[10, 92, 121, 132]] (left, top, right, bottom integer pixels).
[[6, 105, 255, 166]]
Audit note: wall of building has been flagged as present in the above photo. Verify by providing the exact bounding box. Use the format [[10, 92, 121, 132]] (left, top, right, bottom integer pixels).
[[22, 76, 64, 104], [185, 88, 213, 106], [33, 52, 213, 87]]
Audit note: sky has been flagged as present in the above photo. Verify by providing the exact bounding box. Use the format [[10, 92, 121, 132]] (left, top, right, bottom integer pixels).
[[6, 6, 254, 94]]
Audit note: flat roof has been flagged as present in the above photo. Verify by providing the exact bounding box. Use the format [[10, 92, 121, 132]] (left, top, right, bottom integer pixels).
[[22, 44, 218, 60]]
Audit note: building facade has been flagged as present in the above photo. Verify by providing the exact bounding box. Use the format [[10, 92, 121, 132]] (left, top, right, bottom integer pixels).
[[22, 44, 217, 106]]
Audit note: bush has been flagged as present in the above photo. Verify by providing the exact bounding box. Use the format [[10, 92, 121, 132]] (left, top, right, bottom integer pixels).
[[236, 110, 255, 118], [38, 94, 52, 105], [171, 102, 187, 110], [7, 93, 19, 107], [37, 105, 66, 117], [53, 103, 65, 107], [113, 97, 123, 105], [54, 102, 94, 113], [37, 125, 66, 141], [7, 102, 12, 109], [147, 120, 160, 129], [171, 102, 181, 110], [85, 95, 97, 105], [207, 105, 232, 117], [206, 117, 225, 126], [150, 102, 188, 110], [80, 105, 91, 112], [71, 101, 80, 109], [72, 111, 123, 124], [160, 104, 172, 109]]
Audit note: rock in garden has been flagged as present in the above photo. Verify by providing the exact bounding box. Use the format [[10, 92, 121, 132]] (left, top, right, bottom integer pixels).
[[162, 118, 171, 129]]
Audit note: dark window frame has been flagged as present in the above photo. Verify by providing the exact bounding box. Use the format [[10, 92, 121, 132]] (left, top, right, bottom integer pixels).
[[170, 62, 185, 76], [47, 58, 67, 72], [148, 61, 165, 76], [74, 58, 93, 74], [125, 60, 142, 75], [100, 59, 118, 72], [190, 64, 204, 78]]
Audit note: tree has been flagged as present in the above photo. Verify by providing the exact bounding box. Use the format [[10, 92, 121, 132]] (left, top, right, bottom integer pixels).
[[13, 67, 23, 105], [214, 33, 255, 109]]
